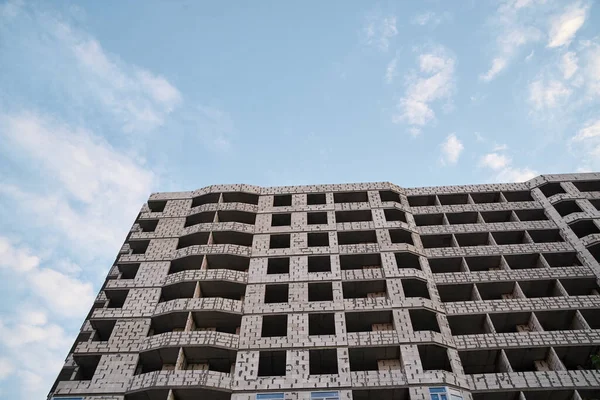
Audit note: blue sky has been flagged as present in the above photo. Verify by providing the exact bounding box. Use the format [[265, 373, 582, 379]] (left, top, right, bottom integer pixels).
[[0, 0, 599, 397]]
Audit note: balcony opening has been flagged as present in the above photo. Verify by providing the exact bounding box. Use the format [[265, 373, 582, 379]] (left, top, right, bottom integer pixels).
[[337, 230, 377, 245], [199, 280, 245, 301], [185, 211, 216, 227], [264, 284, 289, 304], [455, 232, 489, 247], [91, 319, 116, 341], [308, 282, 333, 302], [267, 258, 290, 274], [190, 311, 241, 334], [309, 349, 338, 374], [395, 252, 421, 270], [504, 253, 544, 270], [410, 309, 440, 332], [191, 193, 220, 208], [421, 234, 453, 248], [169, 255, 204, 274], [343, 280, 386, 299], [217, 210, 256, 224], [308, 256, 331, 273], [148, 200, 166, 212], [336, 210, 372, 223], [492, 231, 526, 245], [333, 191, 368, 203], [459, 349, 507, 374], [389, 229, 414, 245], [130, 240, 150, 254], [205, 254, 250, 272], [212, 231, 253, 247], [126, 389, 230, 400], [160, 282, 196, 302], [138, 219, 158, 232], [588, 243, 600, 263], [73, 355, 101, 380], [353, 389, 410, 400], [379, 190, 401, 203], [591, 199, 600, 212], [503, 191, 533, 202], [579, 390, 600, 400], [438, 193, 469, 205], [262, 315, 288, 337], [481, 210, 513, 223], [554, 200, 582, 217], [560, 278, 600, 296], [181, 347, 236, 373], [148, 312, 187, 335], [307, 211, 328, 225], [515, 209, 548, 221], [384, 209, 407, 222], [408, 195, 436, 207], [273, 194, 292, 207], [504, 347, 551, 372], [519, 280, 561, 298], [543, 252, 582, 267], [106, 289, 128, 308], [489, 312, 534, 333], [345, 310, 394, 332], [476, 282, 517, 300], [258, 351, 286, 376], [118, 262, 140, 279], [270, 234, 290, 249], [177, 232, 209, 249], [465, 255, 502, 272], [472, 393, 521, 400], [580, 309, 600, 329], [308, 232, 329, 247], [437, 283, 475, 302], [539, 182, 566, 197], [307, 193, 327, 205], [448, 314, 490, 335], [429, 257, 463, 273], [402, 279, 430, 299], [349, 346, 401, 371], [418, 345, 451, 372], [271, 213, 291, 226], [446, 212, 478, 225], [309, 313, 336, 335], [222, 192, 259, 205], [535, 310, 581, 331], [574, 180, 600, 192], [470, 192, 501, 204], [528, 229, 563, 243], [414, 213, 444, 226], [570, 220, 600, 238], [340, 253, 381, 271]]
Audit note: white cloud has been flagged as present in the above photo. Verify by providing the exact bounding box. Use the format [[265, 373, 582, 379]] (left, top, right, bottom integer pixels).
[[385, 56, 397, 84], [0, 237, 40, 272], [480, 152, 511, 170], [571, 119, 600, 171], [480, 57, 508, 81], [560, 51, 579, 79], [393, 47, 455, 129], [573, 119, 600, 141], [493, 143, 509, 151], [29, 268, 95, 317], [496, 167, 538, 182], [0, 112, 154, 253], [364, 14, 397, 51], [525, 50, 535, 61], [440, 134, 463, 164], [411, 11, 448, 27], [0, 358, 14, 380], [528, 78, 572, 109], [547, 3, 588, 48]]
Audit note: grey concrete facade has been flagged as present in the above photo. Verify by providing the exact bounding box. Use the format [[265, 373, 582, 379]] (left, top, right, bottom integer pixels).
[[49, 173, 600, 400]]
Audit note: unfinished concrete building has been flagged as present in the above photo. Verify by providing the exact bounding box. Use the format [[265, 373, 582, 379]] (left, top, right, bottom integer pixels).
[[49, 173, 600, 400]]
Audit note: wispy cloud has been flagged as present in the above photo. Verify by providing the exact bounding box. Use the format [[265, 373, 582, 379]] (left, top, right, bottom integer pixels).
[[570, 119, 600, 170], [480, 152, 511, 170], [410, 11, 449, 27], [547, 3, 589, 48], [363, 13, 397, 51], [528, 78, 572, 109], [393, 46, 455, 134], [479, 151, 537, 182], [440, 134, 464, 165], [560, 51, 579, 79], [385, 56, 398, 84]]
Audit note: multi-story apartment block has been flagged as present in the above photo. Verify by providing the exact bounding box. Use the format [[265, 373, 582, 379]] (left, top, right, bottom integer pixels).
[[49, 173, 600, 400]]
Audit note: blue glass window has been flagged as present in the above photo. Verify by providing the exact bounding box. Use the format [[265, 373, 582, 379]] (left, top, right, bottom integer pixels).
[[53, 398, 84, 400], [257, 394, 285, 400], [429, 388, 462, 400], [311, 392, 340, 400]]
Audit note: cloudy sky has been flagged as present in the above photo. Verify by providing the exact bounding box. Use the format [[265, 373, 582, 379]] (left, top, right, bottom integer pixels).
[[0, 0, 599, 398]]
